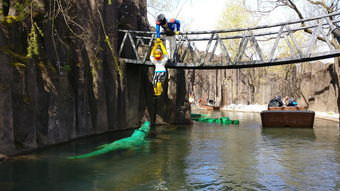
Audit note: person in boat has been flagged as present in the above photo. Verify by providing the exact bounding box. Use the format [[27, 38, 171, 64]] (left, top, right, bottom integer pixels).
[[283, 96, 289, 106], [268, 96, 284, 108], [207, 99, 215, 106], [287, 97, 298, 106], [155, 14, 181, 62], [150, 46, 169, 96]]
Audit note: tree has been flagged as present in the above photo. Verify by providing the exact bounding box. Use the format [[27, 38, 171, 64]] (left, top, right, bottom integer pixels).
[[250, 0, 340, 117], [246, 0, 340, 48], [218, 0, 269, 104], [219, 0, 255, 55], [147, 0, 182, 21]]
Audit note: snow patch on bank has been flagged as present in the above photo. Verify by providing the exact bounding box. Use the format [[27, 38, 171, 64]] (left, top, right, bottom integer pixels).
[[221, 104, 267, 112], [220, 104, 339, 121], [314, 111, 339, 121]]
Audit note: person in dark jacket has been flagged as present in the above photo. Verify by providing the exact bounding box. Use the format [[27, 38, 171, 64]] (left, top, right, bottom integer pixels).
[[268, 96, 283, 107], [287, 97, 298, 106]]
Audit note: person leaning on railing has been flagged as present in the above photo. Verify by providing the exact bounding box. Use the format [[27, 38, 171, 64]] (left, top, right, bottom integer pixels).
[[155, 14, 180, 62]]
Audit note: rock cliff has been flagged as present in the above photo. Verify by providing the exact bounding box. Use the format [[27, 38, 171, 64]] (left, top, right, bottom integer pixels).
[[187, 61, 340, 121], [0, 0, 191, 155]]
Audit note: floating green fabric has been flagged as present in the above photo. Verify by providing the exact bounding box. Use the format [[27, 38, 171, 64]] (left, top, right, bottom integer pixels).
[[67, 121, 151, 159], [191, 113, 209, 118], [192, 117, 239, 124]]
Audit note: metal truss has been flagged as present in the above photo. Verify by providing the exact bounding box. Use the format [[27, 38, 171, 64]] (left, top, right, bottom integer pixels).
[[118, 12, 340, 69]]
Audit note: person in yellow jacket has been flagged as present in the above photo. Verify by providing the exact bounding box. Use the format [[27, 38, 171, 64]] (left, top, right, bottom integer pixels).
[[150, 39, 169, 96]]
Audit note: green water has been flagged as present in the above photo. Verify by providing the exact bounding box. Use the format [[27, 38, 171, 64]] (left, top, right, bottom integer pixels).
[[0, 111, 339, 191]]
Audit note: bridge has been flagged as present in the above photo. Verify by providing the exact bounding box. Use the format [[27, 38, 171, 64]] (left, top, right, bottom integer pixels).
[[118, 12, 340, 69]]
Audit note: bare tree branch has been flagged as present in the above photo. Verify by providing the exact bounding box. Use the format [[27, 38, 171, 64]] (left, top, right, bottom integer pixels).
[[251, 0, 339, 48], [287, 0, 304, 19], [306, 0, 332, 12]]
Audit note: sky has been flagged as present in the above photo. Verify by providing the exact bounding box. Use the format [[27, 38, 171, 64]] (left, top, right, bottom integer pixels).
[[147, 0, 277, 51], [148, 0, 228, 32], [175, 0, 227, 31], [147, 0, 293, 31], [147, 0, 329, 31]]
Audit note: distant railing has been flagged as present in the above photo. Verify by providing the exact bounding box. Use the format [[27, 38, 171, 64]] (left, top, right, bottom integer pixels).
[[118, 12, 340, 69]]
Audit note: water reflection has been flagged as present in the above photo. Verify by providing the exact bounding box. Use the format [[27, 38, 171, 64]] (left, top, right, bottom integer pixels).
[[258, 126, 338, 191], [261, 128, 316, 140], [0, 112, 339, 191]]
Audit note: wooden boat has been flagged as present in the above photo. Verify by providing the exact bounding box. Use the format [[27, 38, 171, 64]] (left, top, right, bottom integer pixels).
[[260, 107, 315, 128], [213, 106, 220, 110]]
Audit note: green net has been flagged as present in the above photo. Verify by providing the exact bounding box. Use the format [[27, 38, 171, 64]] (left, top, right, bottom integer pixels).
[[191, 113, 209, 118], [67, 121, 151, 159], [192, 117, 239, 124]]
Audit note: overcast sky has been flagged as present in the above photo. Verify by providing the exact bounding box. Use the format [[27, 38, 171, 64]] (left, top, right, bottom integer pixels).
[[147, 0, 328, 32], [148, 0, 227, 31], [147, 0, 286, 31]]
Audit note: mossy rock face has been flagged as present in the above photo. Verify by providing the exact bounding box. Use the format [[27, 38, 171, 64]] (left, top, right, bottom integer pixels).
[[62, 64, 71, 71], [12, 62, 26, 69], [0, 47, 27, 61], [22, 95, 32, 104], [11, 62, 26, 75], [13, 94, 32, 104], [38, 62, 57, 74], [37, 63, 45, 69], [0, 84, 9, 90], [1, 16, 20, 24], [14, 141, 27, 150], [37, 62, 57, 74]]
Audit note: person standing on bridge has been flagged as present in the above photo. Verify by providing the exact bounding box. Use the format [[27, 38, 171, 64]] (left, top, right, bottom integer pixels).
[[156, 14, 181, 62], [150, 41, 169, 96]]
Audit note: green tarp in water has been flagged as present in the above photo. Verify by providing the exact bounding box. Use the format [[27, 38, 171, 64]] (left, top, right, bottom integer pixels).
[[67, 121, 151, 159], [191, 113, 209, 119], [192, 117, 239, 124]]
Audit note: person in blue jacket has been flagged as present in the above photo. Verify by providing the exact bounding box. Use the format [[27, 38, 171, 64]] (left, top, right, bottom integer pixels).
[[156, 14, 181, 61], [287, 97, 298, 106]]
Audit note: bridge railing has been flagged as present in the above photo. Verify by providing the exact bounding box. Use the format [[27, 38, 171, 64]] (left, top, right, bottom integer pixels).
[[118, 12, 340, 69]]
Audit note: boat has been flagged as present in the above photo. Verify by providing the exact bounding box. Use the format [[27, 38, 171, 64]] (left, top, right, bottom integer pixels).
[[260, 107, 315, 128], [213, 106, 220, 110]]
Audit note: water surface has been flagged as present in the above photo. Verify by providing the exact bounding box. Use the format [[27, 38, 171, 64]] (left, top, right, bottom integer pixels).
[[0, 111, 339, 191]]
